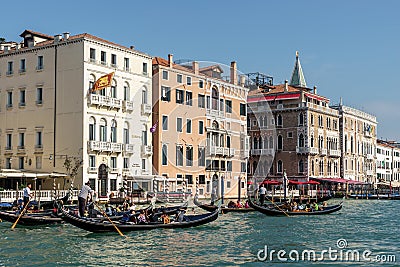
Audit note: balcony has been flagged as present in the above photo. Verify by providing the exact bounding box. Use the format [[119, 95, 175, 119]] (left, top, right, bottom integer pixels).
[[89, 94, 122, 110], [251, 148, 274, 156], [328, 149, 341, 157], [123, 100, 134, 112], [141, 145, 153, 156], [241, 149, 249, 159], [87, 140, 123, 153], [320, 148, 327, 156], [123, 144, 135, 154], [366, 170, 374, 176], [141, 104, 152, 116], [206, 109, 224, 118], [295, 147, 319, 155], [364, 131, 372, 138], [34, 144, 43, 153], [365, 154, 374, 160], [87, 167, 97, 173]]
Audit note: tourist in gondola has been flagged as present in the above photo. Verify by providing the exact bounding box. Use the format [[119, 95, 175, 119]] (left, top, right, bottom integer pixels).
[[23, 183, 34, 209], [137, 210, 147, 224], [236, 200, 243, 208], [78, 181, 93, 217], [161, 211, 170, 224]]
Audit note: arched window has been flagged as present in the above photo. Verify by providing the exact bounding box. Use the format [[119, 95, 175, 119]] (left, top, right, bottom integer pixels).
[[277, 114, 283, 127], [110, 119, 117, 142], [89, 116, 96, 141], [253, 137, 258, 149], [310, 135, 314, 147], [263, 116, 268, 127], [123, 122, 129, 144], [299, 112, 304, 126], [89, 74, 96, 92], [311, 160, 315, 175], [319, 160, 324, 175], [212, 87, 219, 110], [212, 120, 219, 130], [258, 137, 262, 149], [110, 79, 117, 98], [162, 144, 168, 165], [263, 136, 268, 149], [277, 135, 283, 150], [99, 118, 107, 141], [142, 86, 148, 104], [269, 136, 273, 149], [298, 134, 305, 147], [299, 160, 304, 173], [253, 161, 258, 175], [277, 160, 283, 173], [124, 82, 130, 101]]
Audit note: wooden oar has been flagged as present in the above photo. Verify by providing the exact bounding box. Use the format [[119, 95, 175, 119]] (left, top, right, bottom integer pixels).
[[265, 196, 290, 217], [11, 199, 31, 229], [93, 201, 126, 238]]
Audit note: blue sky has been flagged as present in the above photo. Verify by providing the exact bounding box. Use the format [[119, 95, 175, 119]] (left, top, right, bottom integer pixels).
[[2, 0, 399, 140]]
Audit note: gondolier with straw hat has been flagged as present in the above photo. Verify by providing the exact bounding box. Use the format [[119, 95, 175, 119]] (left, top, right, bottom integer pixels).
[[78, 181, 93, 217]]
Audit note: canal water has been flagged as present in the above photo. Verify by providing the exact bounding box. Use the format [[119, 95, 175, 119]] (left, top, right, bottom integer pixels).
[[0, 199, 398, 267]]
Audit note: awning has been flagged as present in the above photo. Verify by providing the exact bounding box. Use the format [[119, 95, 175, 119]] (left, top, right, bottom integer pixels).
[[311, 177, 367, 185], [0, 170, 67, 179], [261, 180, 281, 185], [288, 180, 320, 185]]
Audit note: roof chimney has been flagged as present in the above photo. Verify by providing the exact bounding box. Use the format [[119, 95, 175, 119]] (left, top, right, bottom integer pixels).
[[192, 61, 199, 75], [230, 61, 237, 85], [313, 86, 317, 94], [284, 80, 288, 92], [239, 75, 246, 87], [168, 54, 173, 68], [63, 32, 70, 40], [130, 45, 135, 50], [54, 34, 62, 44]]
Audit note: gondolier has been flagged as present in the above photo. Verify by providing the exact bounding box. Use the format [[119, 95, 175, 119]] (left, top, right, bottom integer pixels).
[[78, 182, 93, 217], [23, 183, 34, 209]]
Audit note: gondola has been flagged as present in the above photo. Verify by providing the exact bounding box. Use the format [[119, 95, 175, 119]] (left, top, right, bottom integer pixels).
[[60, 206, 219, 233], [193, 196, 254, 213], [348, 194, 400, 200], [248, 197, 343, 216], [0, 210, 63, 226]]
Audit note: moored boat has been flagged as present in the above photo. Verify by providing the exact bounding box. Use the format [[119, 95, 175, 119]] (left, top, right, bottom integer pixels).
[[248, 197, 343, 216], [193, 196, 254, 213], [0, 210, 63, 226]]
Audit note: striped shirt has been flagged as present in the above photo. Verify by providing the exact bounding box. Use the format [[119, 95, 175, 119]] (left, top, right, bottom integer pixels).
[[78, 185, 93, 199]]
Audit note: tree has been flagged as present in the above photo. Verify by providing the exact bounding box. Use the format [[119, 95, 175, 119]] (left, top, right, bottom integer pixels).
[[63, 156, 83, 192], [0, 38, 5, 43]]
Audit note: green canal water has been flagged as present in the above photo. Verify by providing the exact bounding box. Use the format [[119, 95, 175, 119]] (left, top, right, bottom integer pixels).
[[0, 199, 398, 267]]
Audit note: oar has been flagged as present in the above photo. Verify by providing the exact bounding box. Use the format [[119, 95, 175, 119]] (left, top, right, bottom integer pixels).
[[93, 201, 126, 238], [265, 196, 290, 217], [11, 199, 31, 229]]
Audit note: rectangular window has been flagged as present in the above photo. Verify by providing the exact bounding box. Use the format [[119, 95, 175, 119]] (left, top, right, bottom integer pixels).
[[111, 125, 117, 142], [177, 74, 183, 83], [177, 118, 183, 132], [123, 128, 129, 144], [198, 94, 205, 108], [124, 57, 130, 71], [111, 54, 117, 66], [199, 121, 204, 134], [5, 158, 12, 169], [199, 175, 206, 184], [123, 158, 129, 169], [37, 56, 43, 70], [7, 91, 13, 107], [110, 157, 117, 170], [225, 100, 232, 113], [110, 179, 117, 191], [176, 146, 183, 166], [199, 80, 204, 88], [18, 133, 24, 148], [19, 59, 26, 73], [36, 88, 43, 104], [186, 175, 193, 184], [19, 90, 26, 106], [142, 130, 147, 146], [220, 99, 224, 111], [206, 96, 210, 109], [89, 155, 96, 168], [101, 51, 106, 65], [6, 134, 12, 150], [240, 103, 246, 116], [90, 48, 96, 61], [36, 132, 42, 147], [227, 181, 231, 189], [186, 146, 193, 166], [186, 119, 192, 133], [241, 162, 246, 172], [186, 91, 192, 106], [19, 157, 24, 169], [198, 147, 205, 166], [89, 124, 95, 141], [100, 125, 107, 141], [111, 85, 117, 98], [142, 62, 148, 75], [162, 144, 168, 166], [124, 86, 129, 101], [162, 115, 168, 130], [162, 70, 168, 80], [35, 156, 42, 169], [176, 89, 184, 104], [7, 61, 13, 75], [161, 86, 171, 102], [227, 161, 232, 171], [187, 76, 192, 85]]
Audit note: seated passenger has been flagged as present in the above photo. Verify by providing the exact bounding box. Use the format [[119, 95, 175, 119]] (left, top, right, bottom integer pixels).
[[236, 201, 243, 208], [137, 210, 147, 224], [161, 211, 170, 224], [228, 201, 236, 208], [244, 200, 250, 209]]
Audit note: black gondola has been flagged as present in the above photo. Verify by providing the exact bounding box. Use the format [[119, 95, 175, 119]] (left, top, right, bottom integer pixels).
[[248, 197, 343, 216], [60, 207, 219, 233], [193, 196, 254, 213], [0, 210, 63, 226]]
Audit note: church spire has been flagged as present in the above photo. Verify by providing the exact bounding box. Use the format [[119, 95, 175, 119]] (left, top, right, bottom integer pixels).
[[289, 51, 307, 88]]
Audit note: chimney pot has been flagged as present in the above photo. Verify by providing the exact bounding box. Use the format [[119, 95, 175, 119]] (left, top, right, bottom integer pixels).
[[63, 32, 70, 40], [54, 34, 62, 43], [168, 54, 173, 68], [284, 80, 288, 92], [313, 86, 317, 94], [130, 45, 135, 50], [230, 61, 238, 85], [192, 61, 199, 75]]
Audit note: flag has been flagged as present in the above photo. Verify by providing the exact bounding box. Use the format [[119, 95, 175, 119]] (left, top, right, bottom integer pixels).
[[91, 72, 114, 92], [150, 120, 158, 133]]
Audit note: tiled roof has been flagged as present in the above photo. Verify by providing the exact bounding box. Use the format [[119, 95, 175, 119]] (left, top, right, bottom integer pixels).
[[19, 29, 54, 40], [152, 57, 195, 72], [248, 84, 301, 96]]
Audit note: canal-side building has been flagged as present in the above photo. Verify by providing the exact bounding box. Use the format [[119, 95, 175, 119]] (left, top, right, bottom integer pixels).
[[376, 139, 400, 187], [247, 52, 341, 182], [331, 104, 377, 183], [0, 30, 153, 198], [152, 55, 249, 200]]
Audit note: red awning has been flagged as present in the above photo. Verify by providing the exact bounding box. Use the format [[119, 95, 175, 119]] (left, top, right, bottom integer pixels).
[[262, 180, 282, 185], [311, 177, 366, 185], [288, 180, 320, 185], [247, 181, 253, 185]]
